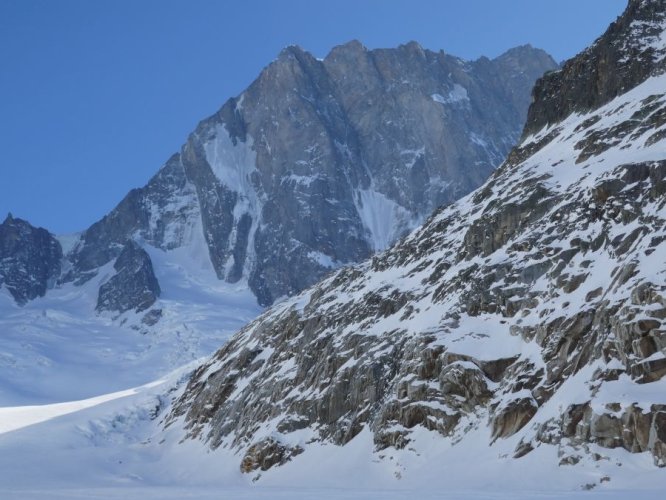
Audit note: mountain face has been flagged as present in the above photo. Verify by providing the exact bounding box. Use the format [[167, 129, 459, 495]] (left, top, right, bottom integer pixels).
[[167, 0, 666, 480], [45, 42, 557, 309], [95, 240, 161, 314]]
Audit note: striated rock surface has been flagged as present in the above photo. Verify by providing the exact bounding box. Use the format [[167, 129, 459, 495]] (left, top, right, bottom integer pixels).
[[0, 214, 62, 304], [58, 42, 556, 307], [167, 0, 666, 476], [96, 240, 160, 314]]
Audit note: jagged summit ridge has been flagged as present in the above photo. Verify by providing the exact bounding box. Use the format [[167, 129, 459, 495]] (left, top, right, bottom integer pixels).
[[166, 0, 666, 483]]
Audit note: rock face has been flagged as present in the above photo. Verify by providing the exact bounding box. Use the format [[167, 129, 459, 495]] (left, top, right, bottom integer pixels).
[[59, 42, 556, 307], [0, 214, 62, 304], [167, 0, 666, 475], [525, 0, 666, 135], [96, 240, 160, 314]]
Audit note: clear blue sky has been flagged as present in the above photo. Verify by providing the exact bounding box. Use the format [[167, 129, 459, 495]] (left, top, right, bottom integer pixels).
[[0, 0, 626, 234]]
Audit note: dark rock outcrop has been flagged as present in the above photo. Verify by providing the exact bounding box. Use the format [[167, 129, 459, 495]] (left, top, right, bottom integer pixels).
[[96, 240, 160, 314], [240, 438, 304, 474], [0, 214, 62, 304]]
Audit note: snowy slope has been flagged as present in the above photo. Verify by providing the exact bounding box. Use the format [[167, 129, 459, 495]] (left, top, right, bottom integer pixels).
[[2, 1, 665, 498], [167, 70, 666, 487], [0, 233, 260, 405], [164, 0, 666, 492], [0, 367, 664, 498]]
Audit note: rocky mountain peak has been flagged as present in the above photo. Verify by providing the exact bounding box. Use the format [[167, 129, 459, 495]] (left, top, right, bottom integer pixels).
[[275, 44, 314, 66], [48, 39, 556, 310], [493, 44, 555, 69], [398, 40, 427, 57], [325, 39, 367, 59]]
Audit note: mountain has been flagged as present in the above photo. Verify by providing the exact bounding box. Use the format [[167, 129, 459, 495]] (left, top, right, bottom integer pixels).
[[1, 43, 556, 315], [167, 0, 666, 486]]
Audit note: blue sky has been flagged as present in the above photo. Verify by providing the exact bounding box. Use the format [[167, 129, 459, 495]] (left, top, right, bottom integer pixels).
[[0, 0, 626, 234]]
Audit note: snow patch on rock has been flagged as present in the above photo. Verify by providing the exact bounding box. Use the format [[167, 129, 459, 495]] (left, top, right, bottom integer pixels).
[[431, 84, 469, 105], [354, 188, 414, 252]]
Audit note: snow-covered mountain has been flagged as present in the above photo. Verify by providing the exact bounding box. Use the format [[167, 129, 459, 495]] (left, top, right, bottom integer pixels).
[[5, 1, 666, 497], [165, 0, 666, 489], [1, 42, 556, 316], [0, 42, 556, 408]]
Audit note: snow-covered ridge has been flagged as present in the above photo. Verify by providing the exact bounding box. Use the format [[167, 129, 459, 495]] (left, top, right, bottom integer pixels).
[[513, 73, 666, 193]]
